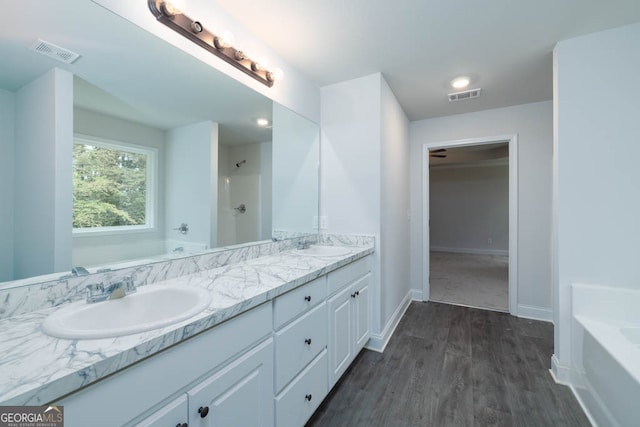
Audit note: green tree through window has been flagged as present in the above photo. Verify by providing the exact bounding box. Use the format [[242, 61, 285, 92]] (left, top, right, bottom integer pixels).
[[73, 142, 148, 228]]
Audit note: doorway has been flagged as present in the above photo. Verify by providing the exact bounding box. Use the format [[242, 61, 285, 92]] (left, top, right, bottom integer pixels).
[[421, 135, 518, 315]]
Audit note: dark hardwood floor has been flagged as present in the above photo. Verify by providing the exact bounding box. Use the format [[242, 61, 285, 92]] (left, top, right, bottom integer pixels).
[[307, 302, 590, 427]]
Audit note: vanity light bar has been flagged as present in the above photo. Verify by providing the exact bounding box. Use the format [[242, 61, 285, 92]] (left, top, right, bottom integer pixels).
[[148, 0, 275, 87]]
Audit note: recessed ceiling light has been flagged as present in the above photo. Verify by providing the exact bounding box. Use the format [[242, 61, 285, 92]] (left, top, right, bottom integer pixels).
[[256, 118, 269, 127], [451, 76, 471, 89]]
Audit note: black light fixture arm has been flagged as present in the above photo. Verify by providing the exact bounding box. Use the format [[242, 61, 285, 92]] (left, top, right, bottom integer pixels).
[[148, 0, 275, 87]]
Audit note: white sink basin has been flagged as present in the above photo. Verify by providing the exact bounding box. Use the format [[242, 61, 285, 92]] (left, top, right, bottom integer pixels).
[[42, 285, 212, 339], [298, 245, 352, 257]]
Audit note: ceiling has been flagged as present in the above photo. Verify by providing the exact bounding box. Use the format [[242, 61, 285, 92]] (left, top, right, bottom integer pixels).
[[214, 0, 640, 120], [429, 142, 508, 167]]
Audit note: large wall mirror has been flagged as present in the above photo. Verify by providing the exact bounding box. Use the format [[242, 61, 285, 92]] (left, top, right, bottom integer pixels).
[[0, 1, 319, 285]]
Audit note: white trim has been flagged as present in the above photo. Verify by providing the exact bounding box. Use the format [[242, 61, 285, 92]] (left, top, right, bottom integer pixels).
[[517, 304, 553, 322], [551, 354, 572, 385], [365, 290, 412, 353], [411, 289, 423, 301], [421, 134, 519, 317], [430, 246, 509, 256]]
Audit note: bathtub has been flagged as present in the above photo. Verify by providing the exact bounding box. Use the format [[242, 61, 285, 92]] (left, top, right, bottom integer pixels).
[[571, 283, 640, 427]]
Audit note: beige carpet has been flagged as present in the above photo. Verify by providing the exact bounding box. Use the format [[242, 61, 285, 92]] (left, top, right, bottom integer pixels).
[[429, 251, 508, 312]]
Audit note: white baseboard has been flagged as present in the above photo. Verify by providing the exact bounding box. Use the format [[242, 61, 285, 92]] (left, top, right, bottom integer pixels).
[[411, 288, 423, 301], [431, 246, 508, 256], [550, 354, 571, 385], [517, 304, 553, 322], [365, 290, 413, 353]]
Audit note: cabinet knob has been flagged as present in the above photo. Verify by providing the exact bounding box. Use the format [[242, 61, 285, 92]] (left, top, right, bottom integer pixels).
[[305, 394, 312, 402], [304, 295, 311, 302], [176, 423, 188, 427], [356, 291, 360, 296], [305, 338, 312, 345], [198, 406, 209, 418], [351, 293, 357, 298]]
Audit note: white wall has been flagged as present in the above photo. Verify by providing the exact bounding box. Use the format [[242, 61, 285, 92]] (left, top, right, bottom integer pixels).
[[272, 103, 320, 235], [72, 108, 167, 267], [165, 121, 218, 249], [14, 68, 73, 279], [430, 165, 509, 254], [0, 89, 15, 281], [94, 0, 320, 123], [409, 101, 553, 317], [260, 141, 273, 240], [380, 78, 411, 336], [321, 73, 411, 347], [552, 22, 640, 381]]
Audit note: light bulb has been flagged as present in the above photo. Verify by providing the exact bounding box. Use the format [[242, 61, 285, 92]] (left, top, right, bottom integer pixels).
[[256, 118, 269, 127], [451, 76, 470, 89]]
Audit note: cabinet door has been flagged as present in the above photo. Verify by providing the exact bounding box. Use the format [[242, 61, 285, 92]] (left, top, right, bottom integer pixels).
[[327, 285, 353, 388], [188, 338, 274, 427], [353, 273, 371, 353], [133, 394, 188, 427]]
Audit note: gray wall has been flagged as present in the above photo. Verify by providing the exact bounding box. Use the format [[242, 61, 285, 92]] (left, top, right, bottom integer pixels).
[[430, 164, 509, 255]]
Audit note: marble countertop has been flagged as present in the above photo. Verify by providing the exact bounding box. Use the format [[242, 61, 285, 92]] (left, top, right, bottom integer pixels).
[[0, 244, 374, 405]]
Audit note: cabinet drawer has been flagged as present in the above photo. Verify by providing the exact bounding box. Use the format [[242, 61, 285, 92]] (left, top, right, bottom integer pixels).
[[327, 256, 371, 295], [274, 276, 326, 329], [275, 350, 328, 427], [274, 302, 327, 392]]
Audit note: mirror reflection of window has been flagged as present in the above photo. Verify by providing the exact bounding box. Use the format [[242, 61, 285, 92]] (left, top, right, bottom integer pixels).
[[72, 136, 156, 233]]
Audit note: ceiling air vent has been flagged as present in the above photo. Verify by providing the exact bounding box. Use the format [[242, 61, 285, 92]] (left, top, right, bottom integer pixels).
[[448, 88, 481, 102], [29, 39, 80, 64]]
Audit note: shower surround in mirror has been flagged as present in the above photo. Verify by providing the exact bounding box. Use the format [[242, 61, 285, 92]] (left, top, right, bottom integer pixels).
[[0, 0, 320, 284], [217, 141, 272, 246]]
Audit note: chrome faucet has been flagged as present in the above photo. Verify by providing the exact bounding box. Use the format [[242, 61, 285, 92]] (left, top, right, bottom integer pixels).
[[86, 277, 136, 303], [297, 240, 312, 250]]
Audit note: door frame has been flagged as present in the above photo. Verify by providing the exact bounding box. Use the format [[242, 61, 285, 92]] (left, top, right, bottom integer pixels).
[[421, 134, 518, 315]]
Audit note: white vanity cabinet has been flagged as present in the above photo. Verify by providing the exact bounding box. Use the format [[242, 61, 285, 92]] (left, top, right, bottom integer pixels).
[[327, 258, 372, 388], [273, 277, 328, 427], [52, 253, 373, 427], [56, 303, 273, 427], [134, 395, 188, 427], [187, 338, 274, 427]]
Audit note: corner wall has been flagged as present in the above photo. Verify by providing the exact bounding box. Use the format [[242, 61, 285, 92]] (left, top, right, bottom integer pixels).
[[321, 73, 411, 350], [409, 101, 553, 320], [14, 68, 73, 279], [0, 89, 15, 281], [552, 22, 640, 383]]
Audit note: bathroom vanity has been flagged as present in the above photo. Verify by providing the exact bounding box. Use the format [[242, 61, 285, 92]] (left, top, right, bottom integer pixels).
[[0, 237, 374, 427]]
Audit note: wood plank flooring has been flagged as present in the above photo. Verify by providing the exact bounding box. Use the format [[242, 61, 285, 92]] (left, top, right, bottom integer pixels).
[[306, 302, 590, 427]]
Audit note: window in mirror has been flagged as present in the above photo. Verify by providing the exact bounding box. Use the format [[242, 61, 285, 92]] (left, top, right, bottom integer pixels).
[[72, 135, 157, 234]]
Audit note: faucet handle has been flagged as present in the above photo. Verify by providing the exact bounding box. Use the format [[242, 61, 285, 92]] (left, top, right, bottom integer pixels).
[[86, 283, 104, 302]]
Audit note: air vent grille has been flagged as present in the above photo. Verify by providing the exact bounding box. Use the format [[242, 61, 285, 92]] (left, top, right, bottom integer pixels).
[[29, 39, 80, 64], [448, 88, 482, 102]]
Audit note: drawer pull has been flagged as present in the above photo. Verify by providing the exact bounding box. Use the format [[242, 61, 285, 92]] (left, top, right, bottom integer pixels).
[[305, 394, 313, 402], [198, 406, 209, 418], [305, 338, 312, 345], [176, 423, 188, 427], [304, 295, 312, 302], [351, 292, 357, 298]]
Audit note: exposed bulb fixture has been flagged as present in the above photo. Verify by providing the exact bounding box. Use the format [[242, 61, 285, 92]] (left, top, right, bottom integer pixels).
[[451, 76, 471, 89], [148, 0, 277, 87], [256, 118, 269, 127]]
